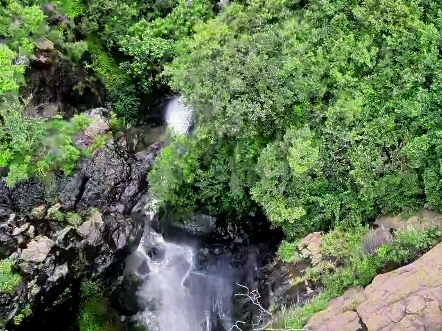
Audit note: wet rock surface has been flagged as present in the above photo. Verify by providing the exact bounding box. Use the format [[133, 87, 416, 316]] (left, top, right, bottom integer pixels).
[[22, 35, 104, 118], [0, 206, 144, 328], [59, 138, 160, 212]]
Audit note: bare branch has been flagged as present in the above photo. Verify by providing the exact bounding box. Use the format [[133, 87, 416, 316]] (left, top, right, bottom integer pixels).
[[231, 283, 307, 331]]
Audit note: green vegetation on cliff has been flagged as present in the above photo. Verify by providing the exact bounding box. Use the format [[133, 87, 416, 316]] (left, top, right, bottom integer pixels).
[[272, 225, 442, 329], [78, 280, 115, 331], [149, 0, 442, 238], [0, 258, 21, 294]]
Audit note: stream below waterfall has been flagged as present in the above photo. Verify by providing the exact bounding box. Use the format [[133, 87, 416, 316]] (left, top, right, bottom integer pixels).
[[125, 207, 280, 331]]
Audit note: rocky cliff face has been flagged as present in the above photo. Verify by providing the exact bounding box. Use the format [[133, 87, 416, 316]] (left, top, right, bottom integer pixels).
[[305, 240, 442, 331], [0, 112, 161, 329]]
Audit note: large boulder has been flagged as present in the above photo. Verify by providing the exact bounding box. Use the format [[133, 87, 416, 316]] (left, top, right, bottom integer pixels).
[[306, 287, 366, 331], [20, 236, 55, 268], [59, 139, 160, 212], [305, 241, 442, 331]]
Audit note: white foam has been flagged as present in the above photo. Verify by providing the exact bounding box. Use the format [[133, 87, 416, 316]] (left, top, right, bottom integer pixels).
[[164, 96, 193, 135]]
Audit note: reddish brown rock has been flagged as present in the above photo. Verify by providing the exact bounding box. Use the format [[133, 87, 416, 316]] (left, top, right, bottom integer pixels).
[[305, 287, 365, 331], [306, 241, 442, 331]]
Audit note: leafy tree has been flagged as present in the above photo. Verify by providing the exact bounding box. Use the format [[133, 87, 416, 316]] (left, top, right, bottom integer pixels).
[[150, 0, 442, 236], [77, 0, 214, 121]]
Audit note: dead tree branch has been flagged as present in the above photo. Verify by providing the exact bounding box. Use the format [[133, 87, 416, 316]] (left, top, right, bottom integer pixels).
[[230, 283, 306, 331]]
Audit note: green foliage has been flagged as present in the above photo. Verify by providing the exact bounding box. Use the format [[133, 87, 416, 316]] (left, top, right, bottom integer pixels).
[[64, 41, 88, 62], [66, 212, 83, 227], [78, 280, 115, 331], [55, 0, 83, 19], [13, 304, 32, 325], [277, 241, 298, 263], [150, 0, 442, 236], [75, 0, 214, 121], [321, 226, 368, 262], [1, 99, 91, 187], [0, 0, 100, 187], [0, 0, 48, 57], [109, 85, 140, 122], [148, 131, 259, 219], [271, 292, 332, 330], [0, 258, 21, 294], [87, 132, 113, 155], [0, 45, 26, 94], [386, 225, 442, 264]]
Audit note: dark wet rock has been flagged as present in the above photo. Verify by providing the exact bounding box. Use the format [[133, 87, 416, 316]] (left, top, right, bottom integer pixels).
[[7, 128, 160, 216], [125, 251, 150, 279], [179, 214, 216, 236], [8, 178, 48, 213], [23, 36, 104, 118], [0, 133, 161, 327], [0, 207, 146, 327], [110, 276, 143, 316], [0, 214, 26, 258], [59, 140, 160, 213], [47, 263, 69, 283]]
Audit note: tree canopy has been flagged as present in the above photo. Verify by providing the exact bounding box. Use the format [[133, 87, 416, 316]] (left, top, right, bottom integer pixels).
[[4, 0, 442, 239], [149, 0, 442, 237]]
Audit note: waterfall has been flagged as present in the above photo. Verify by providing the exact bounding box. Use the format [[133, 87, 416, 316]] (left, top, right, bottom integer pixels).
[[129, 100, 235, 331], [130, 203, 236, 331], [164, 96, 193, 135]]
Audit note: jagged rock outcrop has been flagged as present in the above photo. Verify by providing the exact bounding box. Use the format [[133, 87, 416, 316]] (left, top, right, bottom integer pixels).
[[8, 113, 161, 214], [59, 139, 160, 212], [305, 241, 442, 331], [0, 207, 144, 329], [0, 113, 162, 328]]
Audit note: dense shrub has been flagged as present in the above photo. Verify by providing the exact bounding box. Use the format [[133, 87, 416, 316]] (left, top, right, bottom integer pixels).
[[0, 258, 21, 294], [78, 280, 114, 331], [148, 0, 442, 237]]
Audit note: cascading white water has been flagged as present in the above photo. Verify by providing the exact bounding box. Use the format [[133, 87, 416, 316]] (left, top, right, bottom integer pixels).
[[164, 96, 193, 135], [132, 200, 235, 331], [130, 98, 235, 331]]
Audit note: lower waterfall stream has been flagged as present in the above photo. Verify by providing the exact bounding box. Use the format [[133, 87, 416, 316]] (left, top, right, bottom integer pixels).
[[133, 223, 235, 331]]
